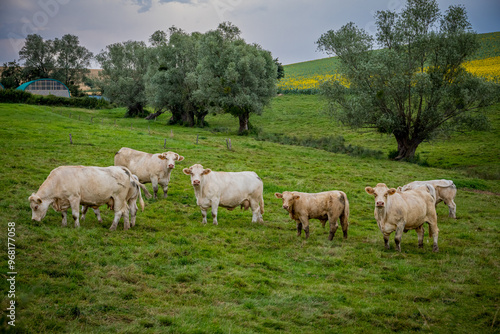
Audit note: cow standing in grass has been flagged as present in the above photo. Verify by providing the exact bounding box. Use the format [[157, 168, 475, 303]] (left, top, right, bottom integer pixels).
[[365, 183, 439, 252], [275, 191, 349, 240], [114, 147, 184, 199], [183, 164, 264, 225], [399, 179, 457, 218], [29, 166, 146, 230]]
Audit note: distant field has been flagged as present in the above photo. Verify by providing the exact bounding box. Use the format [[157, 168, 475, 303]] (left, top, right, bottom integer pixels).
[[0, 98, 498, 333], [278, 32, 500, 93]]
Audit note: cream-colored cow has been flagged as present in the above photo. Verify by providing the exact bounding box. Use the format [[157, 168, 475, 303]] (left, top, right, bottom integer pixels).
[[366, 183, 439, 252], [399, 179, 457, 218]]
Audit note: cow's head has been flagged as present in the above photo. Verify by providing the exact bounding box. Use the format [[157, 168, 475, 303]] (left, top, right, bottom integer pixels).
[[183, 164, 211, 187], [275, 191, 300, 212], [365, 183, 397, 208], [29, 193, 51, 221], [158, 151, 184, 169]]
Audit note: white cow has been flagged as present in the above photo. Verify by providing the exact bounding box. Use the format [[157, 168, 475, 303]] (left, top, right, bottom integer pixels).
[[399, 179, 457, 218], [183, 164, 264, 225], [114, 147, 184, 199], [81, 174, 151, 227], [29, 166, 145, 230], [365, 183, 439, 252]]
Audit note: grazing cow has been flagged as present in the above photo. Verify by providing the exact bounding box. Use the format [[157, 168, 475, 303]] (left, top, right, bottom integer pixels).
[[399, 179, 457, 218], [183, 164, 264, 225], [365, 183, 439, 252], [29, 166, 145, 230], [81, 174, 151, 227], [114, 147, 184, 199], [275, 191, 349, 240]]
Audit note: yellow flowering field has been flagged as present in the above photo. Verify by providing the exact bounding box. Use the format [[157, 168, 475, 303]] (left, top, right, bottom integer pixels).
[[278, 56, 500, 92], [463, 56, 500, 80]]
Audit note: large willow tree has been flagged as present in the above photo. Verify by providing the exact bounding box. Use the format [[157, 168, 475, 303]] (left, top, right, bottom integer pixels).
[[317, 0, 498, 160]]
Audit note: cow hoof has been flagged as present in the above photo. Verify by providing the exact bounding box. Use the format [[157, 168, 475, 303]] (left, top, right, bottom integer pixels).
[[328, 232, 334, 241], [433, 245, 439, 252], [109, 226, 117, 231]]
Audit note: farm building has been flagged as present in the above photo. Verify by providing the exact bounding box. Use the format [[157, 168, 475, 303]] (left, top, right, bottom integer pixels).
[[16, 79, 70, 98]]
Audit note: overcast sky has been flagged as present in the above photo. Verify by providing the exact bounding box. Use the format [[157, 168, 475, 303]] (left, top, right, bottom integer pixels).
[[1, 0, 499, 68]]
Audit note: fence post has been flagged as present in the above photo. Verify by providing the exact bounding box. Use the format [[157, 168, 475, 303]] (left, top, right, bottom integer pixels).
[[69, 134, 73, 145], [196, 135, 199, 144], [226, 138, 232, 151], [164, 139, 166, 149]]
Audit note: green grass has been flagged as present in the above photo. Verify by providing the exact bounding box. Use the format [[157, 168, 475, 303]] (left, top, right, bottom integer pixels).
[[0, 102, 499, 333]]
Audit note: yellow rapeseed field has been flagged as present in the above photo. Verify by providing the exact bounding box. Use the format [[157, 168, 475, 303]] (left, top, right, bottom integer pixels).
[[279, 56, 500, 91]]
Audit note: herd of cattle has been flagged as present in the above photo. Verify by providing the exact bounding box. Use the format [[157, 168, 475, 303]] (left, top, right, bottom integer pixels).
[[29, 147, 458, 252]]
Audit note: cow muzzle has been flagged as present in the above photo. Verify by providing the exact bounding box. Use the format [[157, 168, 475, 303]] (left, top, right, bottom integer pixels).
[[376, 201, 385, 207], [192, 180, 201, 186], [168, 164, 175, 169], [283, 205, 289, 210]]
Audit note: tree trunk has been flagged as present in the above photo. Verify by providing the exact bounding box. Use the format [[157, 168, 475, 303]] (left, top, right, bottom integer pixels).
[[394, 135, 422, 161], [238, 112, 249, 134], [145, 110, 164, 120], [195, 111, 208, 127]]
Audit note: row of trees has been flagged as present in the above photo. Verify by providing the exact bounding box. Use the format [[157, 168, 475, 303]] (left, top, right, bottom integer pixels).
[[1, 34, 93, 96], [96, 23, 281, 133]]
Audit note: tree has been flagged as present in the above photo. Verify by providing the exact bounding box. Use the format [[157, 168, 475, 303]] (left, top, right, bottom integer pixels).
[[316, 0, 499, 160], [18, 34, 55, 80], [53, 34, 93, 96], [145, 28, 206, 125], [275, 58, 285, 80], [96, 41, 148, 117], [195, 23, 277, 134], [1, 61, 23, 89]]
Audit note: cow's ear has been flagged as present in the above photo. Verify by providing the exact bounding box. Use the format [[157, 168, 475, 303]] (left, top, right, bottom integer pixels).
[[387, 188, 397, 196], [202, 169, 212, 175], [293, 195, 300, 200], [182, 168, 191, 175], [176, 155, 184, 161], [365, 187, 375, 195], [158, 154, 166, 160], [274, 192, 283, 199]]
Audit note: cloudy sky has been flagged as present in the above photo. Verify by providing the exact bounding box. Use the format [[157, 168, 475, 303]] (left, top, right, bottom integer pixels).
[[1, 0, 499, 68]]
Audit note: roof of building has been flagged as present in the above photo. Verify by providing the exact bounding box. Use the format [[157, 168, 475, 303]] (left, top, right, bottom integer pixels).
[[17, 78, 69, 91]]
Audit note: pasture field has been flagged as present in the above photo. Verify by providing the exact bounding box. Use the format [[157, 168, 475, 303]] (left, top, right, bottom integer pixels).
[[0, 100, 499, 333]]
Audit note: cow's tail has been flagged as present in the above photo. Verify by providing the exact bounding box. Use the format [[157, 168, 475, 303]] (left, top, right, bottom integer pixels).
[[260, 194, 265, 214], [138, 182, 152, 199], [425, 184, 437, 202], [339, 191, 349, 232], [138, 187, 145, 212]]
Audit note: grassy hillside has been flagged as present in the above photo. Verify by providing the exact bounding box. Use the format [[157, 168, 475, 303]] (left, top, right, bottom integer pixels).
[[279, 32, 500, 92], [0, 101, 498, 333]]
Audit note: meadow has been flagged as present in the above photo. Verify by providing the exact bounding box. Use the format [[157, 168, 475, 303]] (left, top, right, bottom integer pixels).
[[0, 95, 498, 333]]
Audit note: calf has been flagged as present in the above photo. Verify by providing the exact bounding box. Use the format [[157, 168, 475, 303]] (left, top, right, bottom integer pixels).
[[114, 147, 184, 199], [365, 183, 439, 252], [399, 179, 457, 218], [183, 164, 264, 225], [29, 166, 145, 230], [275, 191, 349, 240]]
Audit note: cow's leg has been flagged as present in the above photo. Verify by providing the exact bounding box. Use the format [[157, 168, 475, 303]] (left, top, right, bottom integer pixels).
[[69, 197, 80, 228], [427, 215, 439, 252], [444, 198, 457, 219], [300, 216, 310, 239], [93, 207, 103, 223], [211, 200, 219, 225], [328, 214, 339, 241], [296, 220, 303, 237], [81, 206, 89, 221], [394, 221, 406, 252], [61, 210, 68, 227], [200, 207, 208, 225], [320, 219, 327, 228], [151, 176, 159, 199], [416, 225, 424, 248], [129, 200, 138, 228], [383, 233, 390, 250], [250, 198, 263, 223], [161, 183, 169, 199], [109, 199, 126, 231]]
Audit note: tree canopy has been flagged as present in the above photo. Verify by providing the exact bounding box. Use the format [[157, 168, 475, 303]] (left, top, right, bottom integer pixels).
[[317, 0, 499, 160]]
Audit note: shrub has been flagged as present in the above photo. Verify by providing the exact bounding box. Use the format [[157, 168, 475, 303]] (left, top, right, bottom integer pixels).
[[0, 89, 111, 109]]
